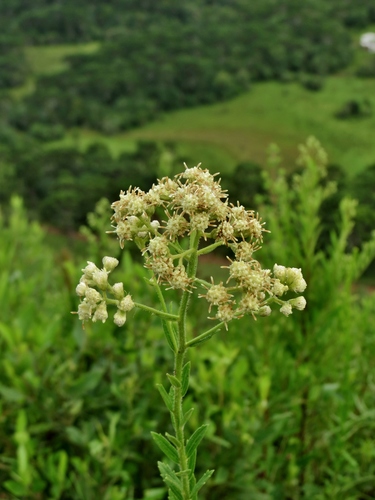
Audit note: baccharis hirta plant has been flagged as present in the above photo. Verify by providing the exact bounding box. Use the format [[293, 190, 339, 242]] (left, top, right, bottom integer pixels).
[[74, 164, 306, 499]]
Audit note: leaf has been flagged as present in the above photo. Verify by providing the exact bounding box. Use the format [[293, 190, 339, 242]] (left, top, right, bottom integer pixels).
[[168, 490, 183, 500], [162, 320, 177, 352], [186, 424, 208, 458], [0, 384, 24, 403], [0, 322, 14, 348], [175, 469, 191, 478], [165, 433, 180, 448], [187, 329, 220, 348], [167, 373, 181, 388], [190, 469, 214, 497], [188, 449, 197, 476], [4, 480, 27, 496], [152, 433, 179, 463], [158, 462, 183, 500], [156, 384, 173, 412], [68, 367, 104, 397], [182, 408, 194, 427], [181, 362, 190, 397]]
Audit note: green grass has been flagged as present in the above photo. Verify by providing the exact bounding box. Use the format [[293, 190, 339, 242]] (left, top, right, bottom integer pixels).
[[24, 42, 100, 75], [10, 42, 100, 99], [122, 77, 375, 176], [46, 129, 137, 158], [8, 39, 375, 175]]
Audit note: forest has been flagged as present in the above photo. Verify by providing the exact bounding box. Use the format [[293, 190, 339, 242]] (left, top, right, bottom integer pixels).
[[1, 1, 375, 498]]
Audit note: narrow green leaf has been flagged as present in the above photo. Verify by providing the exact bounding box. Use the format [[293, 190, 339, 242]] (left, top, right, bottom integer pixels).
[[186, 323, 223, 348], [175, 469, 191, 478], [152, 433, 179, 463], [182, 408, 194, 427], [190, 470, 214, 497], [162, 320, 177, 352], [168, 490, 183, 500], [167, 373, 181, 388], [186, 331, 217, 348], [186, 424, 208, 458], [158, 462, 183, 500], [188, 449, 197, 476], [156, 384, 173, 412], [181, 362, 190, 397], [165, 432, 180, 448], [157, 461, 172, 477]]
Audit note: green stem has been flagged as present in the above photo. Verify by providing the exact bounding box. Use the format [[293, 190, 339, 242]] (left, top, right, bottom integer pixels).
[[186, 322, 225, 348], [173, 230, 200, 499], [196, 241, 224, 256], [133, 302, 179, 320], [152, 277, 178, 352]]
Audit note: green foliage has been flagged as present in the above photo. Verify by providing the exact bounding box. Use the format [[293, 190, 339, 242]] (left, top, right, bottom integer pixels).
[[348, 163, 375, 247], [0, 139, 186, 231], [0, 139, 375, 498], [335, 98, 373, 119], [2, 1, 357, 134]]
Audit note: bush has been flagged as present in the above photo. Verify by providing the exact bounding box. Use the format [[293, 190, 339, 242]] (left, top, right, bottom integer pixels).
[[1, 140, 375, 498], [299, 73, 325, 91], [334, 98, 372, 119]]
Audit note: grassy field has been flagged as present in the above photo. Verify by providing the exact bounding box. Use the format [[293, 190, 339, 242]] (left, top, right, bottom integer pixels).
[[10, 42, 100, 99], [122, 76, 375, 176], [10, 38, 375, 175]]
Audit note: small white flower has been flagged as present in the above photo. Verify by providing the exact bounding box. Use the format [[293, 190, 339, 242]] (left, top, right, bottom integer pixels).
[[102, 256, 119, 272], [150, 220, 160, 231], [92, 302, 108, 323], [289, 296, 307, 310], [112, 282, 124, 299], [114, 310, 127, 327], [92, 270, 108, 290], [280, 303, 293, 316], [82, 261, 99, 278], [85, 287, 102, 304], [118, 295, 135, 312], [272, 279, 288, 296], [76, 282, 87, 296], [78, 301, 92, 321], [273, 264, 286, 279], [259, 305, 271, 316]]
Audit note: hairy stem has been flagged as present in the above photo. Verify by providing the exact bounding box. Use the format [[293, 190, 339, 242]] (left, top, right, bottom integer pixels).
[[173, 231, 200, 499]]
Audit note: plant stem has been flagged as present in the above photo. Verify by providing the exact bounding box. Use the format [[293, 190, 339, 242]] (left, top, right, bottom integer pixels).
[[173, 231, 200, 499], [133, 302, 179, 320], [186, 322, 225, 348]]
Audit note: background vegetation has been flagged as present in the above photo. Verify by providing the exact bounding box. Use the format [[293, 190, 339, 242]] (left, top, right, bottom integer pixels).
[[1, 1, 375, 498]]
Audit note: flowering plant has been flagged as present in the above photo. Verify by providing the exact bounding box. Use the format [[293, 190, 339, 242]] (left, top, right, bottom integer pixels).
[[75, 164, 306, 499]]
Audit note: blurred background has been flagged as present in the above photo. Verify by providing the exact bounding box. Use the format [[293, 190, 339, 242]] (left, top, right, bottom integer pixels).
[[1, 1, 375, 498]]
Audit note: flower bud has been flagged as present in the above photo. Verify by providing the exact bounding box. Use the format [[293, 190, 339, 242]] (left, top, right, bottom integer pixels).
[[258, 305, 271, 316], [289, 296, 307, 310], [92, 270, 108, 290], [85, 287, 102, 304], [102, 256, 119, 272], [118, 295, 135, 312], [76, 282, 87, 296], [112, 282, 124, 299], [78, 301, 92, 321], [114, 310, 127, 327], [92, 302, 108, 323], [82, 261, 99, 279], [272, 279, 288, 297], [280, 303, 293, 316]]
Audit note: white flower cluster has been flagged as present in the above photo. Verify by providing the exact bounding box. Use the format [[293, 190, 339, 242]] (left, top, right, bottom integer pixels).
[[200, 256, 306, 326], [76, 164, 307, 329], [111, 165, 267, 292], [76, 256, 134, 327]]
